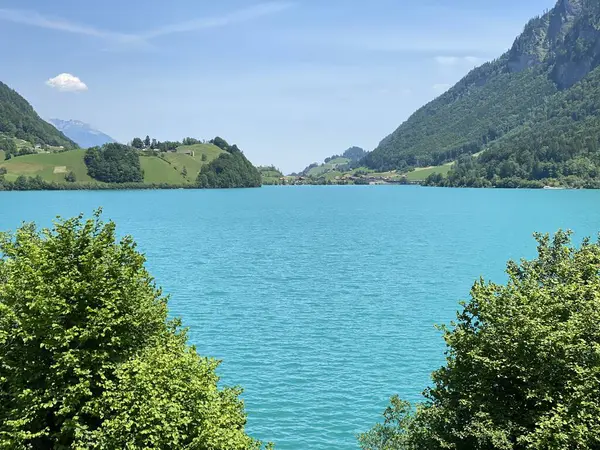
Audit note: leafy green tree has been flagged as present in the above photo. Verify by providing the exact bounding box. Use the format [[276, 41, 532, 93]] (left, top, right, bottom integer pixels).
[[182, 137, 200, 146], [144, 135, 151, 148], [0, 167, 6, 176], [360, 231, 600, 449], [0, 212, 267, 449], [181, 166, 188, 177], [131, 137, 144, 149], [210, 136, 230, 151], [197, 150, 261, 188], [201, 153, 208, 162], [0, 138, 17, 160], [84, 143, 144, 183], [13, 175, 27, 189], [64, 171, 77, 183], [343, 146, 367, 162]]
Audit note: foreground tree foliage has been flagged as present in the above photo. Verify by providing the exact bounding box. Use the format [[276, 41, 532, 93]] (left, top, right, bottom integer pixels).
[[360, 231, 600, 449], [0, 212, 267, 449]]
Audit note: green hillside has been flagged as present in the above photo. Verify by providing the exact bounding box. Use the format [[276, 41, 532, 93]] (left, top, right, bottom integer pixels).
[[198, 144, 262, 189], [139, 156, 187, 184], [258, 166, 284, 185], [365, 0, 600, 188], [0, 150, 93, 182], [140, 143, 225, 184], [0, 140, 258, 189], [433, 66, 600, 188], [405, 163, 453, 181], [0, 81, 75, 148], [296, 146, 366, 178], [307, 157, 351, 177]]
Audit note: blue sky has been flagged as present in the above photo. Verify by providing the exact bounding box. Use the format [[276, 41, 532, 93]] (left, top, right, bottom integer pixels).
[[0, 0, 552, 172]]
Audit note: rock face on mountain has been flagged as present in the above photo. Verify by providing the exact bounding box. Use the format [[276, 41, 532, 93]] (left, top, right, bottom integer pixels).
[[364, 0, 600, 173], [50, 119, 117, 149]]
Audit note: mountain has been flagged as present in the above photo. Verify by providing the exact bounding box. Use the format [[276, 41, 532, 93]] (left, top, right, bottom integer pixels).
[[0, 82, 75, 148], [296, 146, 367, 177], [49, 119, 117, 149], [365, 0, 600, 187]]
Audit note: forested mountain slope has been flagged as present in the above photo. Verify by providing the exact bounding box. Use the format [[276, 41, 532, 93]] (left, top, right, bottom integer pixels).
[[0, 82, 75, 148], [364, 0, 600, 180], [433, 66, 600, 187]]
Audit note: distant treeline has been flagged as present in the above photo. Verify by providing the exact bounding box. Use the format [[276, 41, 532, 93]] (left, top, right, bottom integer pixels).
[[0, 175, 194, 191]]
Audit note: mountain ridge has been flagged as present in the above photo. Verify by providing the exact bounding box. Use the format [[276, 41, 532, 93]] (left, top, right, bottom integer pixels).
[[0, 82, 75, 149], [364, 0, 600, 179], [49, 119, 117, 149]]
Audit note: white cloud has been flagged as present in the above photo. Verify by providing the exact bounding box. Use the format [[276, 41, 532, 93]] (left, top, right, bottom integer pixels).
[[46, 73, 88, 92], [0, 2, 295, 49], [432, 83, 451, 93]]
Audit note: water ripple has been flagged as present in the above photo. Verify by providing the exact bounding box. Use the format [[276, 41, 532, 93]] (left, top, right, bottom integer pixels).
[[2, 186, 600, 449]]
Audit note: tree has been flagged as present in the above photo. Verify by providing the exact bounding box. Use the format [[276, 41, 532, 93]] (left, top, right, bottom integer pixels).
[[182, 137, 200, 146], [64, 171, 76, 183], [197, 151, 261, 189], [0, 167, 6, 176], [84, 143, 144, 183], [131, 137, 144, 149], [0, 137, 17, 160], [210, 136, 230, 151], [0, 212, 267, 449], [13, 175, 28, 190], [144, 135, 151, 148], [360, 231, 600, 449], [201, 153, 208, 162], [181, 166, 188, 177], [151, 138, 158, 149]]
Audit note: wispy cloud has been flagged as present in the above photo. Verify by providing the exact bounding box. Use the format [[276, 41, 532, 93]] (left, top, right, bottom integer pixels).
[[143, 2, 294, 39], [0, 2, 294, 48], [0, 8, 136, 41], [434, 55, 482, 66]]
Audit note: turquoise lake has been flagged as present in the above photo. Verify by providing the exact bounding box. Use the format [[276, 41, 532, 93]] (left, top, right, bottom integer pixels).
[[2, 186, 600, 449]]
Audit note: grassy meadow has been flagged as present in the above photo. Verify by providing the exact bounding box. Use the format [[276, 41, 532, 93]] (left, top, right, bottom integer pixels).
[[0, 143, 225, 185]]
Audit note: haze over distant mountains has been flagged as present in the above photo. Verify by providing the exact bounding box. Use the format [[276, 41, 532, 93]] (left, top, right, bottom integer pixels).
[[49, 119, 117, 149]]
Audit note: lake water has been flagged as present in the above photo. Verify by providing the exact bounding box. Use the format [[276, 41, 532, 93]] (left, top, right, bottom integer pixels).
[[1, 186, 600, 449]]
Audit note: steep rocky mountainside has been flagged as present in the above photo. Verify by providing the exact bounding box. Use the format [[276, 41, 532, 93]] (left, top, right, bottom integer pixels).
[[364, 0, 600, 172]]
